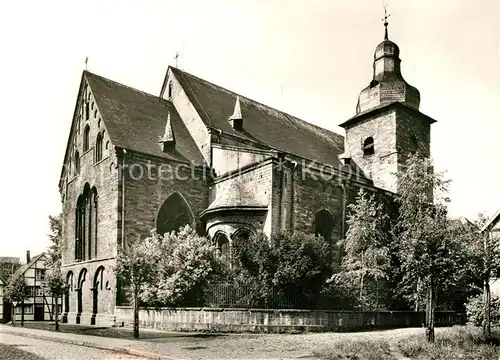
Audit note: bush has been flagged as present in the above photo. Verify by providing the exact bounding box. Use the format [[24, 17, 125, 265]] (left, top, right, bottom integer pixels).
[[315, 340, 395, 360], [465, 293, 500, 326], [398, 326, 500, 360]]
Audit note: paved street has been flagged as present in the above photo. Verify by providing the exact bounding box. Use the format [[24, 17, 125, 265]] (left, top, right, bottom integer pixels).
[[0, 333, 139, 360]]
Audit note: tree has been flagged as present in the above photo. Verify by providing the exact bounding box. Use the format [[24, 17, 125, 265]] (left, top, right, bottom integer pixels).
[[115, 232, 160, 339], [5, 274, 29, 326], [46, 214, 62, 268], [45, 214, 64, 330], [334, 189, 390, 310], [395, 153, 454, 342], [232, 231, 334, 308], [143, 225, 224, 307], [43, 268, 66, 331], [273, 231, 333, 308], [459, 213, 500, 338]]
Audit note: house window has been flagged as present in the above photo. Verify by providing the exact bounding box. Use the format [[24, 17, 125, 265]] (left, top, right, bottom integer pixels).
[[83, 125, 90, 152], [363, 137, 375, 156], [36, 287, 44, 296], [95, 133, 103, 163], [36, 269, 46, 281]]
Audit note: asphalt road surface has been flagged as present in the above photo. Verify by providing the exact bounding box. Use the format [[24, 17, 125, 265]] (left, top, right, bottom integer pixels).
[[0, 333, 139, 360]]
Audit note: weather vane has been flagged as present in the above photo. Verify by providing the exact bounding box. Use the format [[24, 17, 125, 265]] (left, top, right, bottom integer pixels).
[[382, 3, 391, 40], [174, 52, 180, 68]]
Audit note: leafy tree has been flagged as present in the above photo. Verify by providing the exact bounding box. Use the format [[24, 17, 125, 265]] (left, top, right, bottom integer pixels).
[[231, 231, 278, 306], [46, 214, 62, 268], [459, 213, 500, 338], [273, 231, 333, 308], [395, 153, 455, 342], [334, 189, 390, 310], [143, 225, 224, 307], [115, 232, 160, 338], [5, 274, 29, 326], [43, 268, 66, 331], [45, 214, 65, 331], [232, 231, 334, 308]]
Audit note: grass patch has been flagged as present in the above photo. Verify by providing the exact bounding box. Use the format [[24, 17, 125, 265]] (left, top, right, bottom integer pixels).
[[398, 326, 500, 359], [314, 339, 396, 360]]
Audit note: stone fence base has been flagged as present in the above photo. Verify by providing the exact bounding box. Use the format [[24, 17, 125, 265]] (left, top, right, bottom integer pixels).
[[114, 307, 465, 333]]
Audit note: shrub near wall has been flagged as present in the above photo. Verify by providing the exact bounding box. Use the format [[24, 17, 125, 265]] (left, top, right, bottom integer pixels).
[[114, 307, 465, 333]]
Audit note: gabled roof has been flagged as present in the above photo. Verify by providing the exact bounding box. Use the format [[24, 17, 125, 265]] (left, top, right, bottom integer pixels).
[[170, 67, 345, 167], [11, 253, 45, 279], [483, 209, 500, 233], [85, 71, 205, 165]]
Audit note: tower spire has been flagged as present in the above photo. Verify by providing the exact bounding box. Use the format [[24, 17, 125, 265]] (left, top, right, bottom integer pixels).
[[382, 4, 391, 40]]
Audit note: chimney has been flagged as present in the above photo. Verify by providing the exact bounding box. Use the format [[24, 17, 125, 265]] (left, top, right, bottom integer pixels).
[[26, 250, 30, 264]]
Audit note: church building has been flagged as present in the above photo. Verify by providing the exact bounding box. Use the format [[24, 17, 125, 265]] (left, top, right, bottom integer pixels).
[[58, 23, 436, 325]]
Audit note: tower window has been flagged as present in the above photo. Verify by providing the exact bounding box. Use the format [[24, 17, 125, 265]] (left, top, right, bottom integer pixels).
[[74, 151, 80, 175], [363, 137, 375, 156]]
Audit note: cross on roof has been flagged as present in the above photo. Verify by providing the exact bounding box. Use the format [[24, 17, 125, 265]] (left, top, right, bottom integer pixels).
[[174, 52, 180, 68], [382, 4, 391, 40]]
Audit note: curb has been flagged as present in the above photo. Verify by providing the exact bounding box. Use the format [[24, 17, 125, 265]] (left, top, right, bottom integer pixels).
[[0, 328, 184, 360]]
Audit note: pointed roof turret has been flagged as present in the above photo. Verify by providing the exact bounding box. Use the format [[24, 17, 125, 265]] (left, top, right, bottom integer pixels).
[[355, 11, 420, 114], [160, 112, 175, 152], [229, 96, 243, 130]]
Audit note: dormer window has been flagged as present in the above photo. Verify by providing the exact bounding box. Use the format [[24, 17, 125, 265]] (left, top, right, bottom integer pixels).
[[363, 137, 375, 156]]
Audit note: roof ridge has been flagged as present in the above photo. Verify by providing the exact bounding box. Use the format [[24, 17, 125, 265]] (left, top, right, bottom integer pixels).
[[170, 67, 343, 139], [84, 70, 171, 105]]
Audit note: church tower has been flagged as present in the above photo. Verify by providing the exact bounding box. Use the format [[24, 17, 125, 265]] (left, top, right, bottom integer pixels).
[[339, 16, 436, 194]]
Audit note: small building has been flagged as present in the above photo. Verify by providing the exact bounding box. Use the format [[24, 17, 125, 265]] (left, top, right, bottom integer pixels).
[[0, 275, 7, 322], [0, 257, 21, 280], [482, 210, 500, 296], [11, 252, 61, 321]]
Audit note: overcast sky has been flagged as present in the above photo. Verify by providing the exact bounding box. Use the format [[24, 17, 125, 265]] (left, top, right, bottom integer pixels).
[[0, 0, 498, 261]]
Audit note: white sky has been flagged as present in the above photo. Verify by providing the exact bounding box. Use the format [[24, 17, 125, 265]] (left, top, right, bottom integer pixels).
[[0, 0, 498, 261]]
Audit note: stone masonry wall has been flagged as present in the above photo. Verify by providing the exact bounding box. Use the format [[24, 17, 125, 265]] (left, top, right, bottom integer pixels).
[[122, 151, 209, 246], [344, 108, 399, 193], [61, 80, 120, 323]]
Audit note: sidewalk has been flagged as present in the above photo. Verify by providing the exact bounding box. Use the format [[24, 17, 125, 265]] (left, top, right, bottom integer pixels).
[[0, 324, 184, 360]]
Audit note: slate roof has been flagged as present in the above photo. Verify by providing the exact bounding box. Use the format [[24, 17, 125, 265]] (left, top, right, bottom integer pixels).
[[201, 181, 267, 217], [85, 71, 205, 165], [11, 253, 45, 279], [170, 67, 345, 167]]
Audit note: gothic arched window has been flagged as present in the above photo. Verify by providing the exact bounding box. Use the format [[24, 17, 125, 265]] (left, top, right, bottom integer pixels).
[[75, 185, 98, 261], [410, 135, 418, 155], [314, 209, 333, 242], [168, 82, 173, 99], [74, 151, 80, 175], [156, 192, 193, 235], [363, 137, 374, 156], [214, 232, 230, 261], [83, 125, 90, 152], [95, 133, 103, 163]]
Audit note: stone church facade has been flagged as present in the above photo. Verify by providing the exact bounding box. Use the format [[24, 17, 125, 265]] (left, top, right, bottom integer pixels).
[[58, 28, 436, 325]]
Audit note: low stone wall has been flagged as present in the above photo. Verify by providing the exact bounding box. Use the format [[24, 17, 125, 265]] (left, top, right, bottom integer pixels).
[[114, 307, 465, 333]]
